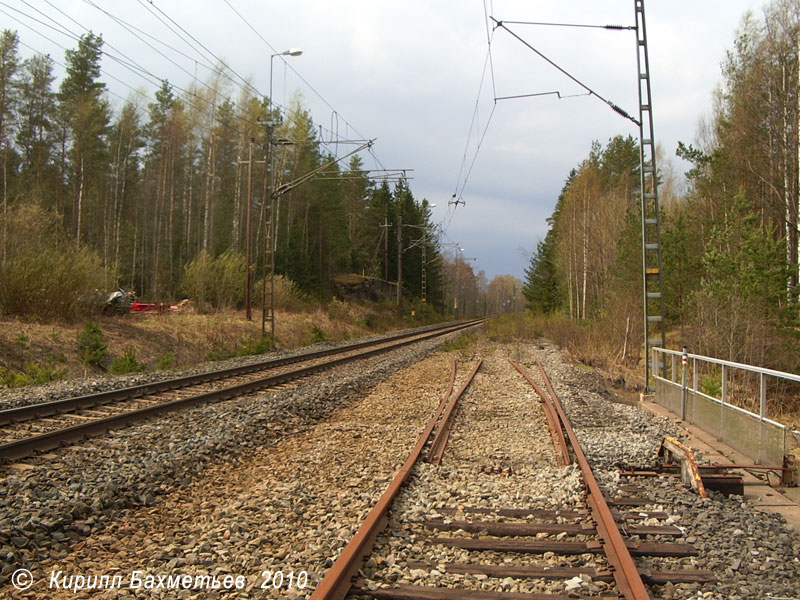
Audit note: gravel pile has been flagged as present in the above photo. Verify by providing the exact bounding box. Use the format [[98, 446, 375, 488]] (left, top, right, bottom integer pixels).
[[0, 327, 463, 596]]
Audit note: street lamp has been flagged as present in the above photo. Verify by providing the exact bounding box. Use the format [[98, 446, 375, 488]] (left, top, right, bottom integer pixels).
[[270, 49, 303, 110], [261, 47, 302, 336]]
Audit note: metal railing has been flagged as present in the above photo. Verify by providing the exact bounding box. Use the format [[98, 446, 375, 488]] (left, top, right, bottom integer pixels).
[[652, 347, 800, 466]]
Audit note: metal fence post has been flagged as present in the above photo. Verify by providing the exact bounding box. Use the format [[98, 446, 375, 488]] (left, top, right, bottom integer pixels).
[[680, 346, 688, 420], [759, 372, 766, 464], [645, 346, 663, 384], [721, 364, 727, 442]]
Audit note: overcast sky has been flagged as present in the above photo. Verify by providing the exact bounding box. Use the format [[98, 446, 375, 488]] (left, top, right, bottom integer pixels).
[[2, 0, 766, 280]]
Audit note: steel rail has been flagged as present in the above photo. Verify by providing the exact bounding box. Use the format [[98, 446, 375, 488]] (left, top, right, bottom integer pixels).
[[426, 359, 482, 464], [0, 321, 481, 462], [0, 320, 481, 427], [309, 360, 461, 600], [534, 360, 651, 600], [508, 360, 570, 466]]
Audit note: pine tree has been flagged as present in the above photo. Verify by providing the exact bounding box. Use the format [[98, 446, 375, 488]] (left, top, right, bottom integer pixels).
[[58, 32, 111, 244], [523, 233, 559, 314], [0, 29, 20, 264], [15, 53, 58, 207]]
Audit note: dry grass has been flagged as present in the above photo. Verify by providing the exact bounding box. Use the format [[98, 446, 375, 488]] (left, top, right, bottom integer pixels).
[[485, 312, 645, 387], [0, 299, 405, 385]]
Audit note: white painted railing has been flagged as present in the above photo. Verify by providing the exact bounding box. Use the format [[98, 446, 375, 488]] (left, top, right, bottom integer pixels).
[[652, 347, 800, 467]]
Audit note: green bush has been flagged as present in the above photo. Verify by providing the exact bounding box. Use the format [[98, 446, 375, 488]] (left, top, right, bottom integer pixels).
[[405, 298, 440, 325], [0, 367, 29, 388], [0, 361, 67, 388], [0, 205, 108, 320], [440, 333, 473, 352], [155, 350, 177, 371], [253, 274, 308, 311], [206, 334, 276, 361], [77, 321, 108, 371], [206, 343, 233, 361], [235, 334, 275, 356], [701, 373, 722, 398], [110, 347, 147, 375], [309, 325, 327, 344], [14, 334, 30, 353]]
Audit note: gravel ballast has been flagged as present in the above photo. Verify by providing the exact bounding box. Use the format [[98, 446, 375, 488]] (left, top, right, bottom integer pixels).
[[536, 343, 800, 600], [0, 327, 465, 597], [2, 331, 799, 600]]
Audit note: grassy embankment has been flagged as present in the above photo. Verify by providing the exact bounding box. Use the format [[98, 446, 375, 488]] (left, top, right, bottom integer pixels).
[[0, 299, 417, 387]]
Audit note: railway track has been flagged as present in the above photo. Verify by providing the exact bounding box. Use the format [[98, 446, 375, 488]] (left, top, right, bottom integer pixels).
[[0, 319, 481, 462], [310, 357, 716, 600]]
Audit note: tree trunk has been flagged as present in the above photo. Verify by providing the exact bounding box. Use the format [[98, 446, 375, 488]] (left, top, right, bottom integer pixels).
[[75, 153, 84, 244], [202, 135, 215, 251], [581, 185, 588, 320]]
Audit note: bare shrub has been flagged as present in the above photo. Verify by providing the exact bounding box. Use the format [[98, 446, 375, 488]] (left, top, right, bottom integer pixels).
[[180, 249, 246, 312], [253, 274, 310, 311], [0, 205, 107, 321]]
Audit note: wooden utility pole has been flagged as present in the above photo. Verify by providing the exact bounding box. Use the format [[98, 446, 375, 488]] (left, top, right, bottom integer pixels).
[[245, 138, 254, 320], [384, 216, 389, 281], [396, 214, 402, 315]]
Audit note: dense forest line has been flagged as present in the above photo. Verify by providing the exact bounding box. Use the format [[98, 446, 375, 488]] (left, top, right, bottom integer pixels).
[[0, 30, 525, 321], [523, 0, 800, 375]]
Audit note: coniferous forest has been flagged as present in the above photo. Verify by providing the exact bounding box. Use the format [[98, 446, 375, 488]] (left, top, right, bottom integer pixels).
[[0, 31, 495, 321]]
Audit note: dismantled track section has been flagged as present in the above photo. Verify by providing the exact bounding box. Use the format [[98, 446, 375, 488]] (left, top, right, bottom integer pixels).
[[0, 320, 481, 462], [310, 357, 715, 600]]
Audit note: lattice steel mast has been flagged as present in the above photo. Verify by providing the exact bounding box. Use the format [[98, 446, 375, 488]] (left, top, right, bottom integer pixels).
[[635, 0, 666, 391]]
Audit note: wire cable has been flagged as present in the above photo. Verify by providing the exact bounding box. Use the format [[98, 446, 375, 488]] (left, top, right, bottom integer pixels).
[[5, 0, 259, 141], [141, 0, 376, 165], [452, 43, 493, 202], [495, 90, 592, 101], [83, 0, 253, 101], [500, 20, 635, 31], [8, 0, 383, 180], [491, 17, 640, 126], [7, 10, 252, 142], [221, 0, 388, 170], [443, 17, 498, 240], [137, 0, 258, 98]]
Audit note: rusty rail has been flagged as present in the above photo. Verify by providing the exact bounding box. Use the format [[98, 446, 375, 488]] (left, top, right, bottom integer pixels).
[[509, 360, 570, 466], [308, 360, 460, 600], [426, 359, 482, 464], [533, 360, 652, 600]]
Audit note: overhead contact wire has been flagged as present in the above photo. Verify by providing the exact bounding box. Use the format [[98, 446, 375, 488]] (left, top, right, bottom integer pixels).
[[8, 0, 259, 140], [444, 19, 497, 239]]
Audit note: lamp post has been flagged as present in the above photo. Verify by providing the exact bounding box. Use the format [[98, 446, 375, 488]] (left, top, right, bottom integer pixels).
[[262, 48, 302, 336]]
